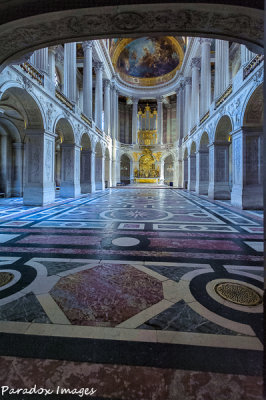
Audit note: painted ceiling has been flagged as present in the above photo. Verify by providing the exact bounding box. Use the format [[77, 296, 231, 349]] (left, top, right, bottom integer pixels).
[[111, 37, 184, 87]]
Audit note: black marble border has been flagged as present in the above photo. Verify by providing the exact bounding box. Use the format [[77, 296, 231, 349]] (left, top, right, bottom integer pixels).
[[0, 333, 262, 376]]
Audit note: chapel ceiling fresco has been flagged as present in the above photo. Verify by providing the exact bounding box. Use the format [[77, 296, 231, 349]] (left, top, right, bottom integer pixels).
[[111, 37, 185, 87]]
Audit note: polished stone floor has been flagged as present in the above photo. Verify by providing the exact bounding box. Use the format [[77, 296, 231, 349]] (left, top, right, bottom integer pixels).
[[0, 188, 263, 400]]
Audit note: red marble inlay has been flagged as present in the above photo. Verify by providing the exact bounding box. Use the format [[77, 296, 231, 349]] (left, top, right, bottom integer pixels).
[[50, 264, 163, 326], [149, 238, 242, 251], [17, 234, 101, 246], [0, 356, 263, 400]]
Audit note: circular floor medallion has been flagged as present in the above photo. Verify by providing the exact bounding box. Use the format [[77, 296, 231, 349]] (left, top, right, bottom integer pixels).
[[0, 272, 14, 287], [215, 282, 262, 306], [112, 237, 140, 247]]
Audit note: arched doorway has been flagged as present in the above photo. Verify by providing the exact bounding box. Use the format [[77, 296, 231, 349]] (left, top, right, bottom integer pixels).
[[196, 131, 209, 195], [80, 133, 92, 194], [0, 86, 51, 205], [105, 147, 111, 188], [208, 115, 232, 200], [54, 118, 79, 198], [231, 83, 263, 209], [188, 141, 196, 191], [120, 154, 131, 185], [95, 141, 104, 190], [164, 154, 174, 186], [183, 147, 188, 189]]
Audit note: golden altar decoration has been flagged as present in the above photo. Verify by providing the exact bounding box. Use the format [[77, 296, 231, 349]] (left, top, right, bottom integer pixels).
[[134, 149, 160, 179]]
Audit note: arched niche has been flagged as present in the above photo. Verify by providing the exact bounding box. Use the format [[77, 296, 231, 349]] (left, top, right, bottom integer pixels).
[[95, 141, 104, 190], [215, 115, 233, 142], [196, 131, 210, 195], [164, 154, 174, 186], [80, 133, 92, 193], [54, 118, 75, 190], [183, 147, 188, 189], [120, 153, 131, 185], [188, 141, 196, 191], [104, 147, 111, 188], [0, 86, 44, 198]]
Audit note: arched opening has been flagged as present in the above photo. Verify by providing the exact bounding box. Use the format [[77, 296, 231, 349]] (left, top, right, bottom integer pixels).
[[183, 147, 188, 189], [95, 141, 104, 190], [208, 115, 232, 200], [164, 154, 174, 186], [231, 83, 263, 209], [0, 86, 50, 205], [196, 131, 209, 195], [80, 133, 92, 194], [54, 118, 78, 198], [104, 147, 111, 188], [120, 154, 131, 185], [0, 119, 23, 198], [188, 141, 196, 191]]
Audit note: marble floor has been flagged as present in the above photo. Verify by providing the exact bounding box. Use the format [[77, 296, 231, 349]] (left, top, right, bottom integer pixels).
[[0, 188, 263, 400]]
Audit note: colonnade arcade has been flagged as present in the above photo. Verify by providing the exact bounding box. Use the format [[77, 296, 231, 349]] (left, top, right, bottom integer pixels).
[[0, 36, 263, 209]]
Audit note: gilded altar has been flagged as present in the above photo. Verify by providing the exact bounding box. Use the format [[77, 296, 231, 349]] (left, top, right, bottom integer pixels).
[[134, 149, 160, 179]]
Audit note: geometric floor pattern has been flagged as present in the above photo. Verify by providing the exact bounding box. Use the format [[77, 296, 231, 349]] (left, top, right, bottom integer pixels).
[[0, 188, 263, 399]]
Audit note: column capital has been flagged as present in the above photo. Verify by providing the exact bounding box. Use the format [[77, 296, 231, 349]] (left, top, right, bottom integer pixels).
[[191, 57, 201, 70], [104, 79, 111, 89], [132, 97, 138, 105], [185, 77, 192, 86], [94, 61, 104, 72], [157, 96, 163, 103], [199, 38, 212, 46], [82, 41, 93, 51]]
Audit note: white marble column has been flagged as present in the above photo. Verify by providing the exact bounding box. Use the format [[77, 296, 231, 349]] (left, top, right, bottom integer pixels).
[[80, 149, 91, 193], [159, 160, 164, 183], [23, 130, 55, 205], [125, 104, 130, 144], [116, 89, 119, 141], [176, 87, 181, 143], [188, 153, 196, 191], [214, 40, 230, 98], [64, 43, 76, 103], [182, 157, 188, 189], [166, 104, 171, 144], [200, 38, 212, 116], [184, 77, 192, 136], [12, 142, 23, 197], [95, 62, 103, 130], [195, 150, 209, 195], [104, 80, 111, 135], [240, 45, 255, 66], [132, 97, 138, 144], [208, 142, 231, 200], [101, 156, 105, 190], [176, 83, 185, 144], [110, 84, 115, 139], [231, 128, 262, 209], [82, 41, 93, 119], [191, 58, 200, 128], [60, 143, 81, 198], [35, 48, 49, 74], [157, 96, 163, 145], [48, 47, 56, 82]]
